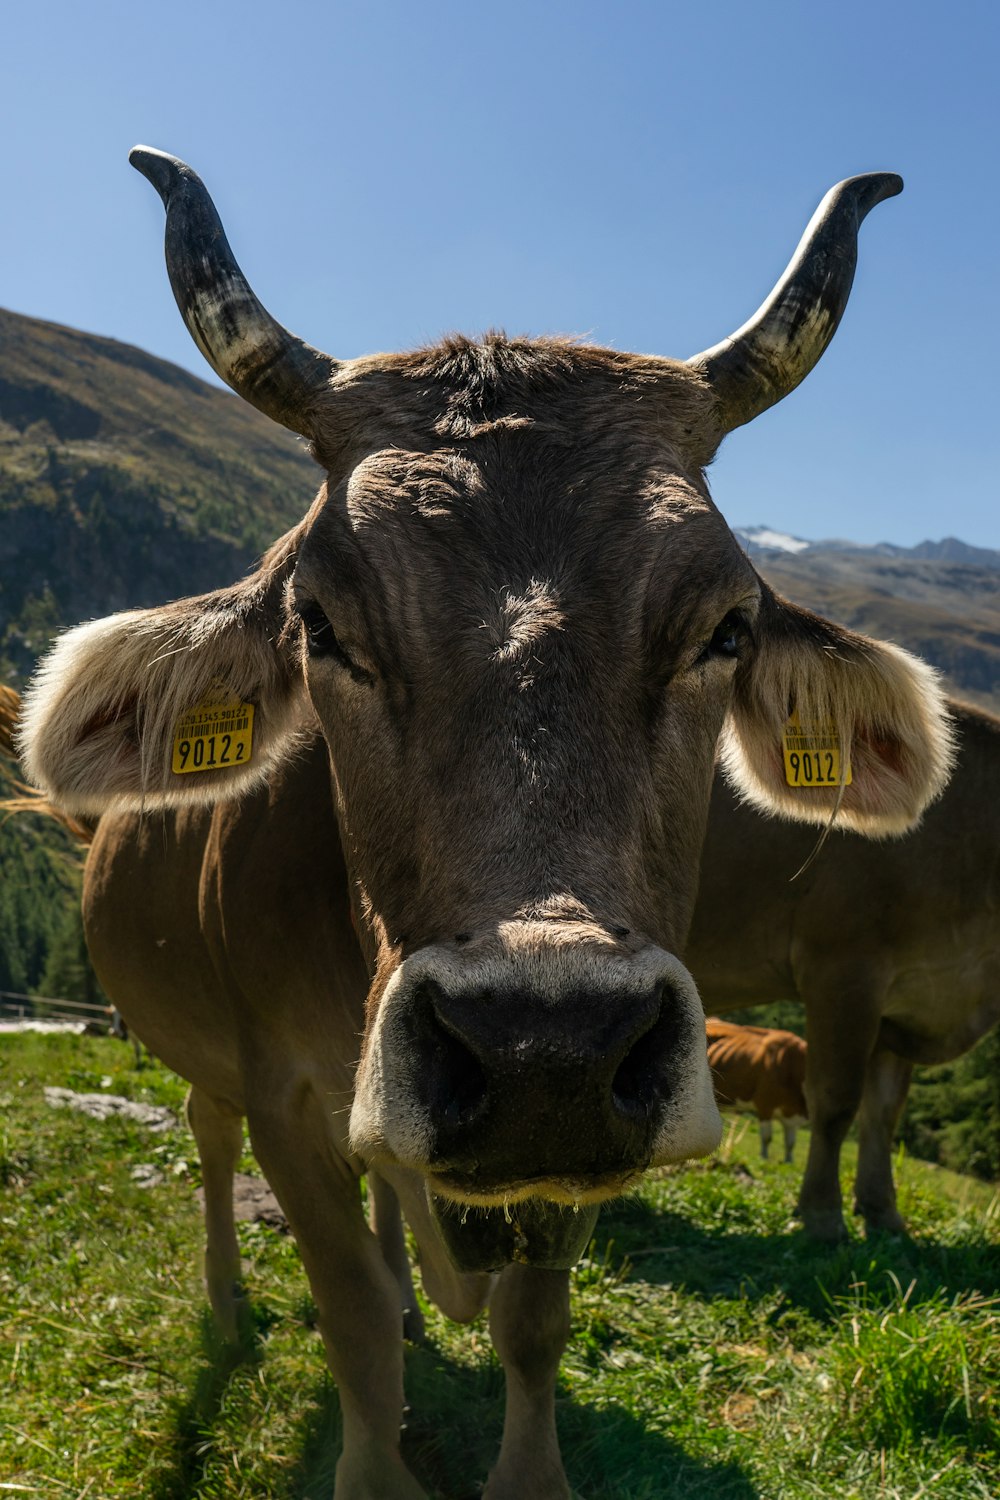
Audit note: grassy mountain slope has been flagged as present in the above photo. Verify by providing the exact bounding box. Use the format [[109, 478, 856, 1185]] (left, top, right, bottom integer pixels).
[[0, 306, 316, 681]]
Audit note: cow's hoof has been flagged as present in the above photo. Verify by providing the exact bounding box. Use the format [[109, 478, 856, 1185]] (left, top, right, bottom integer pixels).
[[798, 1207, 848, 1242], [483, 1466, 572, 1500], [333, 1452, 427, 1500], [208, 1284, 246, 1345], [857, 1203, 909, 1236]]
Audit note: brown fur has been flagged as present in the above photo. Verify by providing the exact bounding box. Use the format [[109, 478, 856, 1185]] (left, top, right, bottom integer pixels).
[[705, 1017, 808, 1164], [706, 1018, 808, 1119]]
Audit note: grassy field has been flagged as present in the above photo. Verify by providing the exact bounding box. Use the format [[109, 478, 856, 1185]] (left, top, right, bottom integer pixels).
[[1, 1033, 998, 1499]]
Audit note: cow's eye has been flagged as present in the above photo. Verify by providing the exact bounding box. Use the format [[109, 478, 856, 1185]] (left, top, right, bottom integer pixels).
[[297, 603, 373, 683], [300, 603, 337, 655], [704, 610, 749, 662]]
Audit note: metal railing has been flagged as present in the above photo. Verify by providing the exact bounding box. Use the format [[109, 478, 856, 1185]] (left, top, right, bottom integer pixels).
[[0, 990, 112, 1026]]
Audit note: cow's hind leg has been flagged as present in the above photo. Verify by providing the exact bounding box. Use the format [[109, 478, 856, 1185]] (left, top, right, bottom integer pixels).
[[853, 1047, 913, 1233], [759, 1116, 773, 1159], [797, 970, 884, 1241], [186, 1085, 245, 1343], [484, 1265, 571, 1500], [368, 1172, 425, 1344]]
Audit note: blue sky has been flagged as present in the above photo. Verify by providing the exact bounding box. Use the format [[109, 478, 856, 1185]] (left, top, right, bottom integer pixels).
[[2, 1, 997, 546]]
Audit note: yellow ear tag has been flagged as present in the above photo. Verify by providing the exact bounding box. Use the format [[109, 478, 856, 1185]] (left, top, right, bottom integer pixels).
[[782, 711, 852, 789], [171, 699, 255, 775]]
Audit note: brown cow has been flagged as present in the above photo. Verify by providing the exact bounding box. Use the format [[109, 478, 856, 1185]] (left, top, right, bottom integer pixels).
[[705, 1017, 808, 1163], [688, 700, 1000, 1243], [19, 149, 952, 1499]]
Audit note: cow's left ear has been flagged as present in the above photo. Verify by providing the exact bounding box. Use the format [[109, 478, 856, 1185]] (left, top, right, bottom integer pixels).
[[19, 528, 308, 816], [720, 589, 955, 836]]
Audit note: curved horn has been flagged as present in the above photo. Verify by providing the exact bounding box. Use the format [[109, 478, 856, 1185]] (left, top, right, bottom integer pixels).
[[129, 146, 338, 437], [687, 173, 902, 434]]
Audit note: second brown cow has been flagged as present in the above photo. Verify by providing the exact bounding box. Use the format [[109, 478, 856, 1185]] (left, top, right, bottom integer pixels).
[[706, 1018, 808, 1163]]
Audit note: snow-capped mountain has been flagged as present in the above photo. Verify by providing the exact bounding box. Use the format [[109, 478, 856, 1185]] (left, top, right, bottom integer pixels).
[[734, 526, 811, 555], [735, 526, 1000, 570]]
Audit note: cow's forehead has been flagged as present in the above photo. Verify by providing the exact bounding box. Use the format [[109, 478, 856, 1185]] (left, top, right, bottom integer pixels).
[[296, 337, 757, 639], [305, 436, 747, 582], [295, 433, 758, 672]]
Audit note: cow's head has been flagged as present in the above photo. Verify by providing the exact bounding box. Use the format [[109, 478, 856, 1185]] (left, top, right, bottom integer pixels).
[[20, 151, 953, 1269]]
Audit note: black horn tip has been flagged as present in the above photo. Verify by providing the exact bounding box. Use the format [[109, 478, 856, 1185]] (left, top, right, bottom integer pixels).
[[128, 145, 196, 207], [844, 170, 904, 215]]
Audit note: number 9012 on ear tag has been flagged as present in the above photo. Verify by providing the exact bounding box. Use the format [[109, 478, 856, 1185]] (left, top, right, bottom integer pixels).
[[783, 711, 851, 788], [171, 699, 255, 775]]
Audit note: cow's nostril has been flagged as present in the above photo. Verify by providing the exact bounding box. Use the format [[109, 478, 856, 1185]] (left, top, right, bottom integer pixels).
[[412, 980, 489, 1128], [437, 1025, 488, 1126], [611, 987, 684, 1120]]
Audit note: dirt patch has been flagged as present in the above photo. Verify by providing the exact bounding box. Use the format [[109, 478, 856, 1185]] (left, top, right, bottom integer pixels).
[[197, 1172, 288, 1231]]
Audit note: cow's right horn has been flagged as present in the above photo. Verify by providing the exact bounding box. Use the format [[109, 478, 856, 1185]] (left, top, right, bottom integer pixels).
[[129, 146, 337, 438], [687, 172, 902, 436]]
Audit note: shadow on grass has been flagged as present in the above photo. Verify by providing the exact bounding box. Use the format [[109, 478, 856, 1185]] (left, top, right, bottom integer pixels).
[[592, 1193, 1000, 1317], [149, 1302, 271, 1500], [282, 1333, 760, 1500]]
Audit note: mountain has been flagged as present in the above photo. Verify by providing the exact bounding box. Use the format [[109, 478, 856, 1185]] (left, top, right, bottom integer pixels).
[[737, 525, 1000, 571], [736, 526, 1000, 712], [0, 307, 316, 682]]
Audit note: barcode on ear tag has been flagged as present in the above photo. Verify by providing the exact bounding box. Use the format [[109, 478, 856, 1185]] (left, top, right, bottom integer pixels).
[[171, 699, 255, 774], [783, 711, 852, 788]]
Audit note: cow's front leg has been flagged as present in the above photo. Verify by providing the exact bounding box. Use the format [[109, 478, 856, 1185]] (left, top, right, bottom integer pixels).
[[759, 1117, 773, 1160], [247, 1091, 425, 1500], [186, 1085, 245, 1342], [484, 1264, 571, 1500], [797, 972, 884, 1241], [853, 1047, 913, 1233]]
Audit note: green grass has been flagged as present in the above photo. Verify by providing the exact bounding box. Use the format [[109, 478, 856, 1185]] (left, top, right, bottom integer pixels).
[[1, 1036, 998, 1499]]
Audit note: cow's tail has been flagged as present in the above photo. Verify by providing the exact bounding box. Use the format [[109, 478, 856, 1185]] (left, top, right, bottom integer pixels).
[[0, 685, 95, 845]]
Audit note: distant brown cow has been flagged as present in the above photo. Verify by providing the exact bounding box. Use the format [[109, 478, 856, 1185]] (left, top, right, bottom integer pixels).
[[688, 700, 999, 1243], [705, 1018, 808, 1162], [19, 148, 952, 1499]]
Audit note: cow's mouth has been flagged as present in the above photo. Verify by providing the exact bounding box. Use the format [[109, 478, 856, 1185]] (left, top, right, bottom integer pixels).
[[427, 1188, 601, 1272]]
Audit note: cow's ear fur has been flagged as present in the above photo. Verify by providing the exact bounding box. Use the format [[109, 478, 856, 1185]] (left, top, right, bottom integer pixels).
[[18, 530, 307, 816], [720, 590, 955, 836]]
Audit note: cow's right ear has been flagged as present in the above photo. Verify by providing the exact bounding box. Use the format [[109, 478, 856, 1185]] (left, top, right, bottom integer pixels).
[[720, 588, 955, 837], [19, 530, 307, 815]]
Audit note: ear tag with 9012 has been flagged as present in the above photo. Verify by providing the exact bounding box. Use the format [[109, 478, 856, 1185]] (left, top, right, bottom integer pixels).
[[171, 699, 254, 774], [782, 711, 851, 788]]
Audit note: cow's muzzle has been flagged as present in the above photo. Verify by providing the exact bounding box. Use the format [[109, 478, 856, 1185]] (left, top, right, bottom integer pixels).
[[405, 972, 682, 1189], [349, 936, 722, 1214]]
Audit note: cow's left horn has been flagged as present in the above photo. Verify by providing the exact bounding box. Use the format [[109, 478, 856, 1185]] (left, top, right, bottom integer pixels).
[[129, 146, 338, 437], [687, 173, 902, 435]]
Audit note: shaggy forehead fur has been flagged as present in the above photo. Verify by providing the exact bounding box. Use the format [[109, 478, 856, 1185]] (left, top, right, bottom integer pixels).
[[310, 334, 724, 467], [296, 334, 753, 671]]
